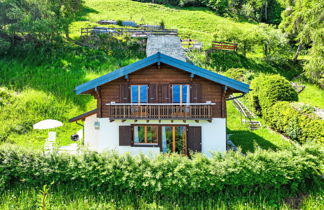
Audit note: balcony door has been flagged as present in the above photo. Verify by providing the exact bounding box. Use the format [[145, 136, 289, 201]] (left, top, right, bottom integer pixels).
[[161, 126, 187, 155], [131, 85, 148, 104], [172, 84, 190, 104]]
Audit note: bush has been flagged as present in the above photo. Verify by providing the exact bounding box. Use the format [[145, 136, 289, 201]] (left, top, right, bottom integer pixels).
[[249, 75, 298, 115], [0, 144, 323, 196], [264, 102, 324, 144], [0, 87, 15, 106], [223, 68, 254, 83]]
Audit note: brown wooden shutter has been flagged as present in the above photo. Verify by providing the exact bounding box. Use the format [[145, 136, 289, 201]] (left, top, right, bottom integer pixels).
[[190, 84, 201, 103], [149, 84, 158, 103], [187, 126, 202, 152], [120, 84, 130, 103], [119, 126, 132, 146], [159, 84, 171, 103]]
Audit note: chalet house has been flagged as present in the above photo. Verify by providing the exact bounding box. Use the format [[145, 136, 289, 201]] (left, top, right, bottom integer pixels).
[[70, 52, 250, 156]]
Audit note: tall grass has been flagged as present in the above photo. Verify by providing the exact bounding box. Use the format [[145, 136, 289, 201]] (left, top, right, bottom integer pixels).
[[3, 186, 322, 209]]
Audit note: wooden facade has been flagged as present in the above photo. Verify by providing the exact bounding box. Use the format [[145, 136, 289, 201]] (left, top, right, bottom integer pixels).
[[91, 63, 233, 119]]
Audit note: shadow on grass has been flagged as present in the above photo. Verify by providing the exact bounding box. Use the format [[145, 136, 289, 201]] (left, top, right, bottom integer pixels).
[[75, 5, 99, 21], [227, 128, 278, 153]]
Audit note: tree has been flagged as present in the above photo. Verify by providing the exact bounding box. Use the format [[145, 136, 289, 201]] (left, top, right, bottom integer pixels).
[[256, 23, 290, 60], [279, 0, 324, 85], [213, 24, 259, 56], [0, 0, 82, 52], [304, 28, 324, 87]]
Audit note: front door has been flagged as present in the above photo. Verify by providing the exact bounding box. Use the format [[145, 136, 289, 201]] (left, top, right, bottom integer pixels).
[[161, 126, 187, 155]]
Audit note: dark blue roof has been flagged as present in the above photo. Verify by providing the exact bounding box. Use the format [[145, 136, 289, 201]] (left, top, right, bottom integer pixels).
[[75, 52, 250, 94]]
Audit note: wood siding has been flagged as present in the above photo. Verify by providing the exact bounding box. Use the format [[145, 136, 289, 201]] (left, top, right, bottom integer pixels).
[[98, 64, 228, 118]]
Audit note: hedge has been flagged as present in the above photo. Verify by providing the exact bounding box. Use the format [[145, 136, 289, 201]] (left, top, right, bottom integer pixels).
[[249, 75, 298, 116], [264, 101, 324, 145], [0, 144, 323, 197]]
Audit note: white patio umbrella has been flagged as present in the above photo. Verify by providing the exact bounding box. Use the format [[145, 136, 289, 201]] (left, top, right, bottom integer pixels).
[[33, 120, 63, 152], [33, 119, 63, 130]]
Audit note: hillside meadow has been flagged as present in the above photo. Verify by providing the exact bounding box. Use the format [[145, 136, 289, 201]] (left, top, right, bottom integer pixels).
[[70, 0, 256, 44]]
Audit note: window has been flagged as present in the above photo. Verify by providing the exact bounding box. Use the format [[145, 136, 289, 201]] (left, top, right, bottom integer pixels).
[[131, 85, 148, 104], [172, 84, 190, 104], [133, 126, 158, 145], [161, 126, 187, 154]]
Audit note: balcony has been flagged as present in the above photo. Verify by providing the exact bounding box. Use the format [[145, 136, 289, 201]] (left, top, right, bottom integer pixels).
[[106, 103, 215, 120]]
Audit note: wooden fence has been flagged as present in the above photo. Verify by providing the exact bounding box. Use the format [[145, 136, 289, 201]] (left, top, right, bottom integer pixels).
[[181, 39, 203, 50], [212, 41, 238, 51], [81, 27, 178, 37]]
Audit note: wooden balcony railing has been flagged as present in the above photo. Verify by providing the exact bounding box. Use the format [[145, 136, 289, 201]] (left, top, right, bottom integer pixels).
[[106, 103, 215, 120]]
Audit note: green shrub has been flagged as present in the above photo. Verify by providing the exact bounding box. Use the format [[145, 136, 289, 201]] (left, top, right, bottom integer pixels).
[[264, 102, 324, 144], [223, 68, 254, 83], [0, 87, 15, 106], [0, 144, 323, 197], [116, 20, 123, 26], [250, 75, 298, 115]]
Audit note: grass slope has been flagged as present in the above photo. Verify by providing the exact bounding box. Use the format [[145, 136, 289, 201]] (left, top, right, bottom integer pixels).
[[227, 101, 291, 153], [71, 0, 256, 45], [298, 82, 324, 109], [0, 42, 145, 147]]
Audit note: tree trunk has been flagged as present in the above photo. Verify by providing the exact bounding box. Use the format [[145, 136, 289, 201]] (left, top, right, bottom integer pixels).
[[263, 43, 269, 57], [293, 44, 302, 62], [264, 1, 268, 22]]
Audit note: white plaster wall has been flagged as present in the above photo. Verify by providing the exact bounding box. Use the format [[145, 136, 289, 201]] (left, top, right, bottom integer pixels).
[[83, 114, 99, 151], [83, 118, 226, 156], [200, 118, 226, 156]]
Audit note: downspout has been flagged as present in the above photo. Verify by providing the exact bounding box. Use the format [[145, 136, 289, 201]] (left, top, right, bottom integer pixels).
[[226, 93, 246, 101], [95, 86, 102, 118]]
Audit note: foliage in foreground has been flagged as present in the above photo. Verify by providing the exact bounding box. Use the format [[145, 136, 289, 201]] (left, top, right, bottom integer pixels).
[[1, 185, 323, 210], [0, 144, 323, 198]]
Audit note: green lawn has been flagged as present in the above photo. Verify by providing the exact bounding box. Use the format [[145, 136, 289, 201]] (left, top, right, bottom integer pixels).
[[298, 82, 324, 109], [227, 100, 291, 153]]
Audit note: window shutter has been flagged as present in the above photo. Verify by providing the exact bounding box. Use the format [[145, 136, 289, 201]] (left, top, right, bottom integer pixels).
[[190, 84, 201, 103], [119, 126, 132, 146], [149, 84, 158, 103], [159, 84, 171, 103], [187, 126, 202, 152], [120, 84, 129, 103]]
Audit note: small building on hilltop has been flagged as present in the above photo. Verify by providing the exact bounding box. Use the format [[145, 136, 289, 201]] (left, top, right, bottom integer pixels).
[[70, 52, 249, 156]]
